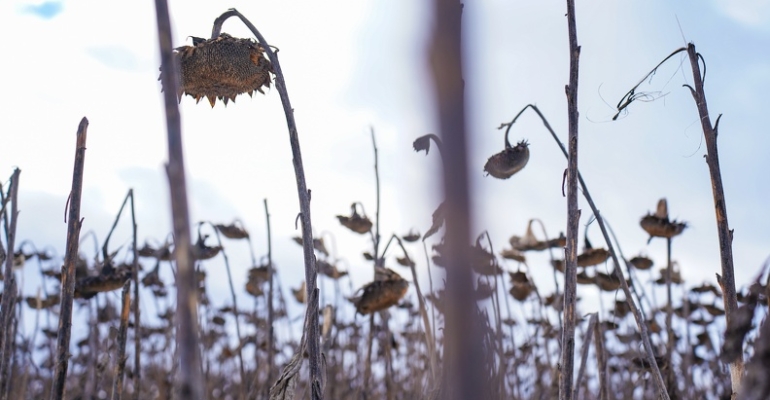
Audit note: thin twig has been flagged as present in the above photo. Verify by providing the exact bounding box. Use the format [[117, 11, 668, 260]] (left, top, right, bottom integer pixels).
[[50, 118, 89, 400], [207, 223, 246, 398], [573, 313, 597, 400], [264, 198, 275, 394], [129, 190, 141, 400]]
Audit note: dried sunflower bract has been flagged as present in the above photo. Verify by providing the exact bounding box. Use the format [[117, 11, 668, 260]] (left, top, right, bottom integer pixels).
[[161, 33, 273, 107]]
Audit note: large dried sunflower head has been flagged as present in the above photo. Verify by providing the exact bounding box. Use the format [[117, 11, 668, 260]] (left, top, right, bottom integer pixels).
[[484, 140, 529, 179], [161, 33, 273, 107]]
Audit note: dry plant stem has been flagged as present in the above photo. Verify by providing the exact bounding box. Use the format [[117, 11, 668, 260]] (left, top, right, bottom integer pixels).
[[264, 198, 275, 391], [573, 313, 597, 400], [50, 118, 88, 400], [665, 238, 675, 397], [0, 168, 20, 400], [394, 236, 437, 387], [129, 190, 141, 400], [560, 1, 581, 399], [363, 314, 375, 398], [430, 1, 486, 399], [684, 43, 742, 393], [593, 321, 609, 400], [153, 1, 204, 398], [371, 128, 381, 259], [209, 225, 246, 397], [111, 280, 131, 400], [211, 11, 322, 397], [502, 104, 669, 398]]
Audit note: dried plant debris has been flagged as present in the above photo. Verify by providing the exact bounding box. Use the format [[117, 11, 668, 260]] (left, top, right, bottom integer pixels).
[[640, 198, 687, 242], [161, 33, 273, 107], [349, 267, 409, 315], [337, 203, 373, 234], [484, 140, 530, 179]]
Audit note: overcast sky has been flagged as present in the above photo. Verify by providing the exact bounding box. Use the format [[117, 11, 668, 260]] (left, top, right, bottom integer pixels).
[[1, 0, 769, 334]]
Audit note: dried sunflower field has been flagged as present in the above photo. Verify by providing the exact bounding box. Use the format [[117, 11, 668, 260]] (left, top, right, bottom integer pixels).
[[0, 1, 768, 400]]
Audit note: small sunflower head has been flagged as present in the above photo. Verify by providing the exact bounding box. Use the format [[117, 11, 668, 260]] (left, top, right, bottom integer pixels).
[[484, 140, 530, 179]]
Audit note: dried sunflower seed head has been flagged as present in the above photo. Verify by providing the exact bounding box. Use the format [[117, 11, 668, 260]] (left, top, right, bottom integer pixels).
[[160, 33, 273, 107], [484, 140, 529, 179]]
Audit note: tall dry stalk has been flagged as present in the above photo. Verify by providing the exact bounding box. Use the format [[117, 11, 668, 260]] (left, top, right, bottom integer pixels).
[[153, 1, 204, 398], [50, 117, 89, 400], [111, 280, 131, 400], [560, 1, 581, 398], [210, 10, 322, 397], [499, 103, 669, 398], [684, 43, 742, 395], [0, 168, 20, 400], [613, 42, 742, 397], [264, 198, 276, 393], [429, 1, 487, 399]]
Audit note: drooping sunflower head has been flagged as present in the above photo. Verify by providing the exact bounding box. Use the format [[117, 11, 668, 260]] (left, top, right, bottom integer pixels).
[[160, 33, 273, 107]]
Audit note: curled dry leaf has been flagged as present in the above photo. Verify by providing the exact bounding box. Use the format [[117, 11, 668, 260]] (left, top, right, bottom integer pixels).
[[161, 33, 273, 107], [412, 134, 433, 155], [484, 140, 530, 179], [424, 201, 446, 240]]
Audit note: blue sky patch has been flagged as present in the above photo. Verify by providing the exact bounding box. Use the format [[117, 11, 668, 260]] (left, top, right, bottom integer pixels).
[[22, 1, 63, 19]]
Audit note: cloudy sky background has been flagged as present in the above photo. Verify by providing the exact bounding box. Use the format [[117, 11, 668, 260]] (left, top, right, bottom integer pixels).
[[1, 0, 769, 345]]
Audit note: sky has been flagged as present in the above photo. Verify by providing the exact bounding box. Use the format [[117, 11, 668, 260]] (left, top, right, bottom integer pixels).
[[1, 0, 769, 343]]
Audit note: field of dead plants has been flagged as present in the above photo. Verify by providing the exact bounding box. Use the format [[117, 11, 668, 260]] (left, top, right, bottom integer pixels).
[[1, 2, 769, 400]]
